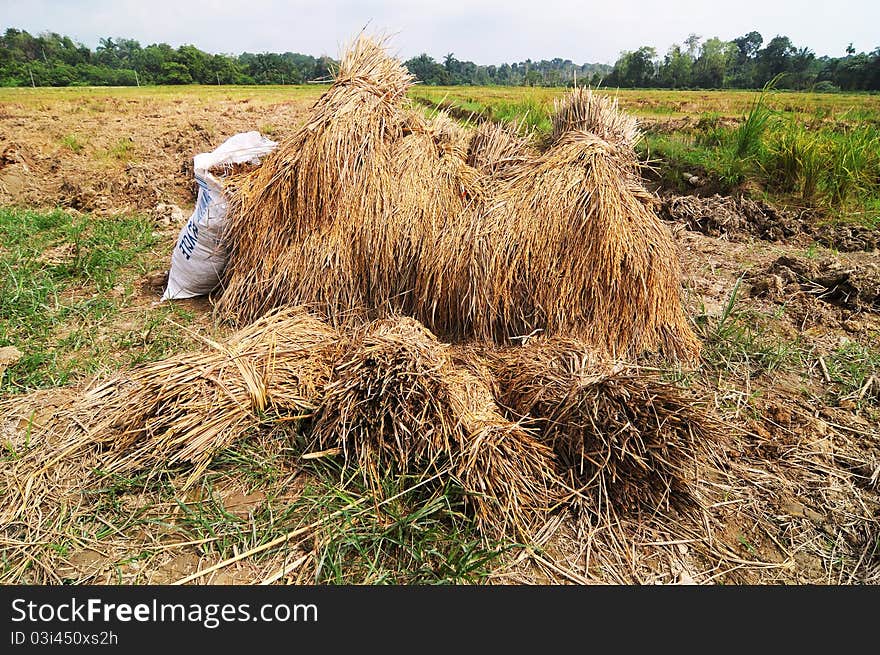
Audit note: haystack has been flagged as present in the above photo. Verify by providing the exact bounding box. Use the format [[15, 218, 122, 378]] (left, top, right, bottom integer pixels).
[[312, 316, 562, 536], [214, 41, 487, 337], [474, 107, 699, 359], [466, 120, 536, 179], [214, 36, 697, 362], [214, 36, 413, 324], [0, 307, 339, 535], [466, 337, 709, 514], [60, 308, 336, 482]]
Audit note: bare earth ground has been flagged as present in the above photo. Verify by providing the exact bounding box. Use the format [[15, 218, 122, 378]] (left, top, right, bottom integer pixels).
[[1, 87, 877, 584]]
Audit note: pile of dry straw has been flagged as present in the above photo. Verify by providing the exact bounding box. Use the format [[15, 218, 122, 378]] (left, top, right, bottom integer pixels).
[[215, 37, 698, 361], [3, 37, 713, 541]]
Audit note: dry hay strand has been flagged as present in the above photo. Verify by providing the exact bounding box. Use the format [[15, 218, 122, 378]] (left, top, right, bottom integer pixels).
[[464, 337, 712, 516], [312, 316, 562, 537], [78, 307, 338, 480], [477, 128, 699, 360], [1, 389, 106, 575], [466, 120, 537, 179], [425, 111, 470, 159], [391, 112, 489, 339], [2, 307, 338, 513], [1, 308, 339, 568], [551, 88, 641, 151], [214, 36, 414, 324]]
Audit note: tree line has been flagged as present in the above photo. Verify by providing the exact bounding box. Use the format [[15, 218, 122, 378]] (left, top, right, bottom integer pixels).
[[606, 32, 880, 91], [0, 27, 610, 88], [1, 27, 878, 91], [0, 29, 335, 86]]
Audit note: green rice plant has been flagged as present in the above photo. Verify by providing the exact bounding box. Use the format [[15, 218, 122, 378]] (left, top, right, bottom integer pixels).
[[764, 122, 825, 201], [823, 126, 880, 205], [766, 125, 801, 192], [713, 144, 750, 187], [489, 98, 552, 134], [732, 80, 777, 159], [695, 112, 727, 148], [799, 132, 825, 201]]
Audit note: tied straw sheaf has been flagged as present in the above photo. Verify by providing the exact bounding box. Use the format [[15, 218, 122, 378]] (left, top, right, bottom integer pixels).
[[3, 36, 713, 545], [215, 37, 699, 361]]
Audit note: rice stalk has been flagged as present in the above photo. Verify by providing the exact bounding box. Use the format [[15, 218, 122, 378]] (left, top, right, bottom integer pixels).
[[214, 36, 414, 324], [474, 129, 699, 360], [466, 120, 537, 179], [463, 337, 712, 515], [551, 88, 641, 151], [312, 316, 562, 537]]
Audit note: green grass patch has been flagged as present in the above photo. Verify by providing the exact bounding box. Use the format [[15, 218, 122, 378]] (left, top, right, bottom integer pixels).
[[296, 459, 506, 584], [694, 279, 807, 376], [0, 207, 195, 392], [60, 134, 85, 153], [823, 341, 880, 405], [70, 440, 506, 584], [103, 138, 135, 162]]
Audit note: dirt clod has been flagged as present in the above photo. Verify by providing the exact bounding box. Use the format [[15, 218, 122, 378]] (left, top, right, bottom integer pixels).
[[769, 255, 880, 311], [152, 202, 187, 226], [0, 346, 22, 378], [660, 194, 801, 242]]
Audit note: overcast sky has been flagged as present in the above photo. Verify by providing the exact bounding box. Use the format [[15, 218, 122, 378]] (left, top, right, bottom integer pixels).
[[2, 0, 877, 65]]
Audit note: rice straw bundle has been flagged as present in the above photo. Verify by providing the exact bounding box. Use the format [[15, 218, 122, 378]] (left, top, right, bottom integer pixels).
[[312, 316, 561, 536], [390, 114, 490, 339], [215, 36, 698, 362], [468, 337, 708, 514], [466, 120, 536, 179], [475, 122, 699, 360], [427, 111, 471, 158], [551, 88, 640, 150], [214, 36, 413, 324], [66, 307, 338, 481]]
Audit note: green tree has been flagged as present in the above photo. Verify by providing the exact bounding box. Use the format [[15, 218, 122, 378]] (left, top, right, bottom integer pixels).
[[175, 45, 211, 83], [158, 61, 192, 84], [609, 47, 657, 87], [729, 31, 763, 87], [757, 35, 796, 85], [693, 38, 735, 87], [404, 53, 448, 85], [659, 44, 693, 88]]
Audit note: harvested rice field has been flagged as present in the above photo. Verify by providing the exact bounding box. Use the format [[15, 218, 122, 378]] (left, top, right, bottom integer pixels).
[[1, 40, 878, 586]]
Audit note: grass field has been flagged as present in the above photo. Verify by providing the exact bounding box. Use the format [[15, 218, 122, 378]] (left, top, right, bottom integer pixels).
[[409, 85, 880, 119], [1, 84, 878, 585], [4, 83, 878, 118]]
